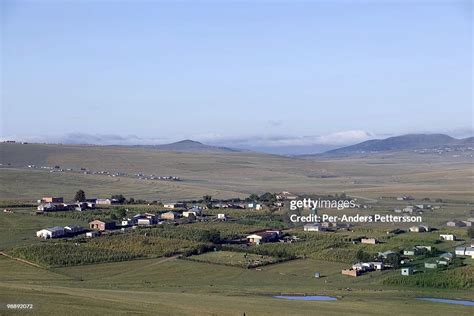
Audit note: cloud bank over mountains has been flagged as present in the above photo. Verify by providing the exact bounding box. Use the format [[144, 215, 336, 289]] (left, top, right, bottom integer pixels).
[[1, 127, 472, 155], [1, 130, 374, 147]]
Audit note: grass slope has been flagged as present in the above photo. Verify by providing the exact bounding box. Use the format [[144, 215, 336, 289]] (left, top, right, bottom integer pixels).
[[1, 143, 473, 201]]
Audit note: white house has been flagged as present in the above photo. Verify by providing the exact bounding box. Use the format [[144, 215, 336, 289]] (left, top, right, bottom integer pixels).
[[163, 203, 185, 209], [96, 198, 118, 205], [137, 218, 153, 226], [183, 211, 197, 218], [446, 221, 466, 227], [401, 267, 413, 276], [371, 262, 384, 270], [352, 263, 367, 271], [86, 231, 100, 238], [278, 191, 299, 200], [246, 231, 279, 245], [36, 226, 65, 239], [455, 247, 466, 256], [409, 225, 429, 233], [403, 206, 414, 214], [121, 219, 133, 226], [440, 234, 455, 241], [247, 203, 262, 210], [465, 247, 474, 256], [455, 247, 474, 258], [303, 223, 325, 232]]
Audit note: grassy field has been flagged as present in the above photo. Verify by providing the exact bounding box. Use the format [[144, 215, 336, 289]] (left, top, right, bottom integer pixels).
[[0, 209, 89, 250], [1, 143, 473, 201], [186, 250, 282, 268], [1, 255, 473, 315]]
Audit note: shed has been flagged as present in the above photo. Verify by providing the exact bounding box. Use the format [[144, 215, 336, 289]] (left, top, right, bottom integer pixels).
[[401, 267, 413, 276], [89, 220, 115, 231], [86, 231, 100, 238], [424, 262, 438, 269]]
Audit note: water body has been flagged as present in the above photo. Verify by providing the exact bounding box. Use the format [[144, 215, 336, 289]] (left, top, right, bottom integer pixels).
[[273, 295, 337, 301], [417, 298, 474, 306]]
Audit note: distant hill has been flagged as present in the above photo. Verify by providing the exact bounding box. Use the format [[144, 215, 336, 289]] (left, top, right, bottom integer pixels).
[[307, 134, 473, 157], [139, 140, 241, 153]]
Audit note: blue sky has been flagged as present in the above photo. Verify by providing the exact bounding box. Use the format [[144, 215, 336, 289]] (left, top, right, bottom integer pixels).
[[1, 0, 472, 149]]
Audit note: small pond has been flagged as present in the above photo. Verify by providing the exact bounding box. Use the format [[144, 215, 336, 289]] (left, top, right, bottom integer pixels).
[[417, 298, 474, 306], [273, 295, 337, 301]]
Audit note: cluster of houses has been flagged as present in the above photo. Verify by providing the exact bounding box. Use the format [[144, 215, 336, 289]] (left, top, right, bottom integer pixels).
[[423, 252, 456, 269], [446, 219, 474, 227], [26, 164, 182, 182], [396, 195, 415, 201], [403, 245, 432, 256], [276, 191, 299, 200], [342, 261, 384, 277], [36, 197, 98, 213], [303, 222, 351, 232], [413, 146, 474, 157], [402, 240, 474, 274], [342, 233, 474, 277], [35, 203, 228, 239], [208, 192, 297, 209], [34, 191, 294, 216], [342, 250, 399, 277], [135, 173, 181, 181], [36, 196, 159, 213], [342, 245, 437, 277], [393, 204, 432, 215]]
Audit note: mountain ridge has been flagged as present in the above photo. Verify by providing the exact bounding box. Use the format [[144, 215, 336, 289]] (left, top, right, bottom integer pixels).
[[307, 133, 473, 157], [131, 139, 241, 153]]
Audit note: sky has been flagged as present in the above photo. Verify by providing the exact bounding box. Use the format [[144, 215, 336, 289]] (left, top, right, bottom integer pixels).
[[1, 0, 473, 152]]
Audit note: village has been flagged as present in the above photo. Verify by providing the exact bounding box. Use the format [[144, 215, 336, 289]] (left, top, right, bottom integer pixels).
[[20, 190, 474, 280], [25, 164, 182, 182]]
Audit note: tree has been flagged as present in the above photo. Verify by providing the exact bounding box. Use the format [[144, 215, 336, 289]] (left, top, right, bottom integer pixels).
[[116, 208, 127, 219], [384, 253, 401, 268], [202, 229, 221, 243], [356, 249, 372, 262], [203, 195, 212, 208], [111, 194, 126, 204], [74, 190, 86, 202], [247, 194, 259, 202], [203, 195, 212, 203], [468, 226, 474, 239], [259, 192, 276, 203]]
